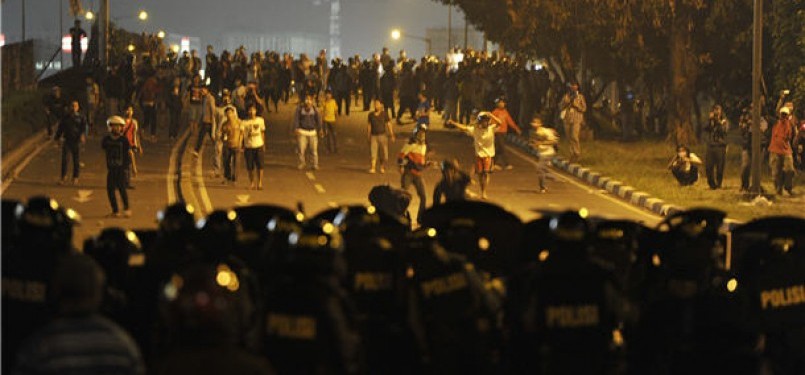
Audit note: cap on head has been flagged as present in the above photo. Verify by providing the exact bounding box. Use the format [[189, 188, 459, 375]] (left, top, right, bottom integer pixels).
[[780, 106, 791, 115], [107, 116, 126, 127]]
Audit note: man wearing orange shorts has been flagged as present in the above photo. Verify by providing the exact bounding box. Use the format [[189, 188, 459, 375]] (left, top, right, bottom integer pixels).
[[448, 111, 500, 199]]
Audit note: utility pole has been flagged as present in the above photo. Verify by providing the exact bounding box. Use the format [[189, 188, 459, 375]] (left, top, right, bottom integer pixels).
[[447, 3, 452, 53], [60, 0, 64, 69], [750, 0, 763, 194], [22, 0, 26, 41], [329, 0, 341, 58], [100, 0, 109, 66], [463, 14, 468, 50]]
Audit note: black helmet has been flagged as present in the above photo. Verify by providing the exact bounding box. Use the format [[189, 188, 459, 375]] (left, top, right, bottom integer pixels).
[[160, 263, 243, 346], [83, 228, 144, 287], [548, 210, 590, 256], [197, 209, 242, 260], [15, 196, 80, 253], [2, 198, 22, 249], [157, 203, 197, 234], [285, 219, 345, 276]]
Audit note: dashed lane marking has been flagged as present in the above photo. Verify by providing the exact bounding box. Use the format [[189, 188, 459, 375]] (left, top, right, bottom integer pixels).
[[314, 183, 326, 194]]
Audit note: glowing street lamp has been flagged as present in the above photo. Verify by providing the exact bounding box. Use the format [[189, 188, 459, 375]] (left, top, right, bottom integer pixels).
[[127, 44, 136, 52], [170, 44, 180, 53], [138, 10, 148, 21], [157, 30, 166, 39], [85, 11, 94, 20], [389, 28, 432, 55]]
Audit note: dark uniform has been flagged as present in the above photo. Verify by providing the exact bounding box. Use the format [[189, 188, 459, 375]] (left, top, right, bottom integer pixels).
[[509, 211, 627, 374], [262, 219, 364, 375], [404, 228, 503, 374], [734, 217, 805, 375], [2, 197, 78, 373]]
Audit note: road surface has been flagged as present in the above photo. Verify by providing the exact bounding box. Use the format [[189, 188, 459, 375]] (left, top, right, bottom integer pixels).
[[2, 98, 660, 247]]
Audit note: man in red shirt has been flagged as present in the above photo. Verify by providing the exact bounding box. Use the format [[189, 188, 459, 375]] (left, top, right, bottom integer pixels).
[[768, 106, 796, 195], [490, 97, 522, 170]]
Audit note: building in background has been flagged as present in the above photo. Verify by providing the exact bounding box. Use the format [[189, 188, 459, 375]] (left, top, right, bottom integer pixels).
[[223, 31, 328, 58]]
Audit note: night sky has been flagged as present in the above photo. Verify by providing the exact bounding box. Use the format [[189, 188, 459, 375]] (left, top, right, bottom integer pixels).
[[1, 0, 467, 58]]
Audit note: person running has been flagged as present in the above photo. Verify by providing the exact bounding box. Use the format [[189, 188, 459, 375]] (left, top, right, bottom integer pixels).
[[528, 117, 558, 193], [432, 158, 471, 204], [54, 100, 87, 185], [293, 97, 322, 170], [321, 89, 339, 154], [242, 104, 266, 190], [398, 129, 429, 225], [121, 105, 142, 189], [448, 111, 501, 199], [367, 100, 396, 173], [490, 97, 522, 170], [101, 116, 132, 217], [220, 106, 243, 185]]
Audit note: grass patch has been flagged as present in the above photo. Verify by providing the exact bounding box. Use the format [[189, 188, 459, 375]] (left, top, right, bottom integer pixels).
[[2, 88, 47, 155], [557, 136, 805, 222]]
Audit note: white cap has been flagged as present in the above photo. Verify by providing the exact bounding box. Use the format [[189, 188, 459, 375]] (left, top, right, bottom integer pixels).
[[780, 107, 791, 115], [107, 115, 125, 126]]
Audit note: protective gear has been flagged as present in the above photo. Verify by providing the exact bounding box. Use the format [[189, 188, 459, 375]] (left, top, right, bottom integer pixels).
[[262, 219, 364, 375], [404, 227, 503, 374], [15, 196, 80, 254], [157, 203, 196, 235], [2, 196, 79, 373], [420, 200, 522, 278], [631, 208, 751, 374], [733, 217, 805, 374], [368, 185, 412, 226], [83, 227, 144, 288], [159, 263, 253, 349], [197, 209, 242, 261], [314, 205, 415, 374], [2, 198, 22, 254]]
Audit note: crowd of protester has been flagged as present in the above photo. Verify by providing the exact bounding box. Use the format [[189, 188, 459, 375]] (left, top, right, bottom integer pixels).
[[3, 190, 804, 374]]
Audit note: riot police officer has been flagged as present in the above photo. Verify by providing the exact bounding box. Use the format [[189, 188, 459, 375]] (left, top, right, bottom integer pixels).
[[262, 219, 364, 375], [2, 196, 79, 373]]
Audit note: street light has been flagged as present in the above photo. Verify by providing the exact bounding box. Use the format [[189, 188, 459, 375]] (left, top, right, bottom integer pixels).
[[138, 10, 148, 21], [157, 30, 165, 39], [170, 44, 180, 53], [85, 11, 94, 20], [127, 44, 135, 52], [389, 28, 432, 56]]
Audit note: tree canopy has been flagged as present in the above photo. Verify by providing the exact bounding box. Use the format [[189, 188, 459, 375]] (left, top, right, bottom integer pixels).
[[438, 0, 804, 145]]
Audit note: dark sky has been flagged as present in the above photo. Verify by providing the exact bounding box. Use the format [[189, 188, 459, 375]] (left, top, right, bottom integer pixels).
[[2, 0, 467, 58]]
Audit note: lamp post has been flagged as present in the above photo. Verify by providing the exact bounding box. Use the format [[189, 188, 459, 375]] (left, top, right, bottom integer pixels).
[[390, 28, 432, 56]]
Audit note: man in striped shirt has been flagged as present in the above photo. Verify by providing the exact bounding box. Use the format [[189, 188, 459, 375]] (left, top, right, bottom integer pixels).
[[14, 255, 144, 374]]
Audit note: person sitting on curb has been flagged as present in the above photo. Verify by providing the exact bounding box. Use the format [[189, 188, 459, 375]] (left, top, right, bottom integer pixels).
[[668, 145, 702, 187]]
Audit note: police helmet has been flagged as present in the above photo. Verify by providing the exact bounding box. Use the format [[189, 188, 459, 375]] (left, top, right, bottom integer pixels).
[[285, 219, 345, 276], [196, 210, 243, 260], [160, 263, 243, 344], [2, 198, 22, 248], [548, 210, 590, 251], [15, 196, 80, 253], [83, 228, 144, 287], [157, 203, 197, 234]]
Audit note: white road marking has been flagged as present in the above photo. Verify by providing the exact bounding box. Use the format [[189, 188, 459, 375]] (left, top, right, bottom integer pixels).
[[508, 146, 659, 222], [314, 183, 326, 194], [235, 194, 251, 206], [72, 190, 93, 203], [1, 139, 52, 194], [305, 172, 316, 180]]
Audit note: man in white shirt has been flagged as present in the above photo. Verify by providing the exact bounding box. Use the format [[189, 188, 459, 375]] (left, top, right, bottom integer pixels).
[[448, 111, 501, 199], [242, 104, 266, 190]]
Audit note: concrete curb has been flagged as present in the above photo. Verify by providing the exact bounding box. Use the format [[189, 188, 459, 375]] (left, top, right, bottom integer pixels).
[[504, 133, 684, 217], [1, 129, 49, 180]]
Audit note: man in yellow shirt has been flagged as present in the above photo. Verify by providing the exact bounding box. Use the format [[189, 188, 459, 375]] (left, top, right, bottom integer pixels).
[[321, 89, 339, 153]]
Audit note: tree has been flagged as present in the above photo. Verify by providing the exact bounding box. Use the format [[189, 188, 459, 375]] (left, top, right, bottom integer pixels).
[[438, 0, 804, 145]]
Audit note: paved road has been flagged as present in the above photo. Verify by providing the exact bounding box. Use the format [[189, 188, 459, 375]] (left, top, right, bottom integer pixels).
[[2, 98, 660, 247]]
